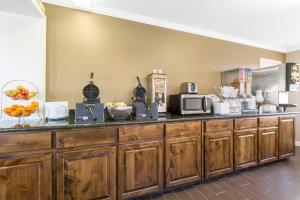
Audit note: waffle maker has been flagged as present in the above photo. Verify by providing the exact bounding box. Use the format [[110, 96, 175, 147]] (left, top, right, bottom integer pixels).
[[75, 73, 104, 123], [132, 76, 158, 121]]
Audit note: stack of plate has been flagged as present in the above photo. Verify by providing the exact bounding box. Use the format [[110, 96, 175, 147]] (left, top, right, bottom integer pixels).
[[220, 86, 238, 98]]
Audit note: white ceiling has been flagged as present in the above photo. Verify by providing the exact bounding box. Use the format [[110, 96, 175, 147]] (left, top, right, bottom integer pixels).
[[0, 0, 44, 17], [43, 0, 300, 53]]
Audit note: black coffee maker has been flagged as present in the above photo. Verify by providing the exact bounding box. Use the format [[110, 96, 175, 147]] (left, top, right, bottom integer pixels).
[[132, 76, 158, 121], [75, 73, 104, 123]]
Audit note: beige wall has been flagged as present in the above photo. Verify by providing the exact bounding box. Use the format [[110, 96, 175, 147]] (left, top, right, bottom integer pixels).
[[286, 49, 300, 63], [286, 50, 300, 142], [45, 4, 284, 108]]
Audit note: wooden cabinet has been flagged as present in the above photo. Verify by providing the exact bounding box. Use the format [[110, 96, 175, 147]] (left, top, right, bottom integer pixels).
[[234, 118, 257, 130], [0, 132, 51, 153], [165, 121, 201, 187], [0, 153, 52, 200], [204, 131, 233, 178], [56, 127, 117, 148], [118, 141, 163, 200], [165, 121, 201, 137], [0, 115, 296, 200], [205, 119, 233, 133], [279, 117, 295, 159], [56, 147, 116, 200], [119, 124, 164, 143], [259, 116, 278, 127], [165, 136, 201, 187], [234, 129, 257, 170], [258, 128, 278, 164]]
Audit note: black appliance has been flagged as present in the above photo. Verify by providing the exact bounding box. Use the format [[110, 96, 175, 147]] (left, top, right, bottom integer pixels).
[[75, 72, 104, 123], [132, 76, 158, 121]]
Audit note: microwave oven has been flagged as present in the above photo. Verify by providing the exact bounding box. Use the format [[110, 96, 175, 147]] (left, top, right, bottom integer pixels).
[[169, 94, 212, 115]]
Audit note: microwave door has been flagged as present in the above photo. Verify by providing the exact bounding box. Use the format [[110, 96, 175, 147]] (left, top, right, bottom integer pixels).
[[182, 98, 203, 114]]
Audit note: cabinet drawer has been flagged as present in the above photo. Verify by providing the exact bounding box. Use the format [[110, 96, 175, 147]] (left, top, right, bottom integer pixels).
[[166, 121, 201, 137], [0, 132, 52, 153], [205, 119, 233, 133], [56, 127, 117, 148], [235, 118, 257, 130], [259, 116, 278, 127], [119, 124, 164, 143]]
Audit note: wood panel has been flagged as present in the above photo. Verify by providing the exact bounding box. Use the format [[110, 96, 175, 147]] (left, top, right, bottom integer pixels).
[[118, 141, 163, 199], [165, 136, 201, 187], [258, 128, 278, 164], [204, 131, 233, 178], [56, 127, 117, 148], [165, 121, 201, 138], [279, 117, 295, 159], [119, 124, 164, 143], [0, 153, 52, 200], [205, 119, 233, 133], [234, 129, 257, 170], [259, 116, 278, 127], [234, 118, 257, 130], [56, 147, 116, 200], [0, 132, 51, 153]]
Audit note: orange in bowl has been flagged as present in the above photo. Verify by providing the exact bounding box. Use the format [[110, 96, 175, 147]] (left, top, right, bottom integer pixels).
[[24, 105, 35, 112], [11, 105, 19, 110], [4, 107, 13, 114], [3, 102, 39, 117], [31, 101, 39, 108], [10, 110, 22, 117]]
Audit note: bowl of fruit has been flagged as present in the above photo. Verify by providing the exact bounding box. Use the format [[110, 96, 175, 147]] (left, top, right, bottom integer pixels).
[[106, 102, 132, 120], [4, 85, 37, 100], [4, 101, 39, 117]]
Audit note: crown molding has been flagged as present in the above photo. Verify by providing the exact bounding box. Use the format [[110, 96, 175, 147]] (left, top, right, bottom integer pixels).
[[286, 46, 300, 53], [43, 0, 287, 53], [32, 0, 46, 18]]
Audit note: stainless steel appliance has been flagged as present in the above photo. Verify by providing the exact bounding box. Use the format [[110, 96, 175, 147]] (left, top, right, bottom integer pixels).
[[221, 68, 253, 97], [180, 82, 198, 94], [252, 63, 299, 105], [169, 94, 212, 115], [221, 68, 256, 114], [240, 96, 256, 114]]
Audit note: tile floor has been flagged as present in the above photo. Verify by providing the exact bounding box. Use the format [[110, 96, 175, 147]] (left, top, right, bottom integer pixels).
[[139, 147, 300, 200]]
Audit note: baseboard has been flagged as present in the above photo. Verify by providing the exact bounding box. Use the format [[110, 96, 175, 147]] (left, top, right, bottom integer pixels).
[[295, 141, 300, 147]]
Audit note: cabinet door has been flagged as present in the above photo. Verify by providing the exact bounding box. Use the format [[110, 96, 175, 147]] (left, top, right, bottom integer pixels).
[[279, 118, 295, 159], [258, 128, 278, 164], [0, 154, 52, 200], [165, 136, 201, 187], [118, 141, 163, 199], [56, 147, 116, 200], [234, 130, 257, 170], [204, 131, 233, 178]]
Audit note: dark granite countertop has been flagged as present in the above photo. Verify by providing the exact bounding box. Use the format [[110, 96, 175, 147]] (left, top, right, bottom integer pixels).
[[0, 112, 297, 133]]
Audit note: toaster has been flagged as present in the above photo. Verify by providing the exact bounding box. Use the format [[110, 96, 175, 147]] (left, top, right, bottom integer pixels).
[[180, 82, 198, 94]]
